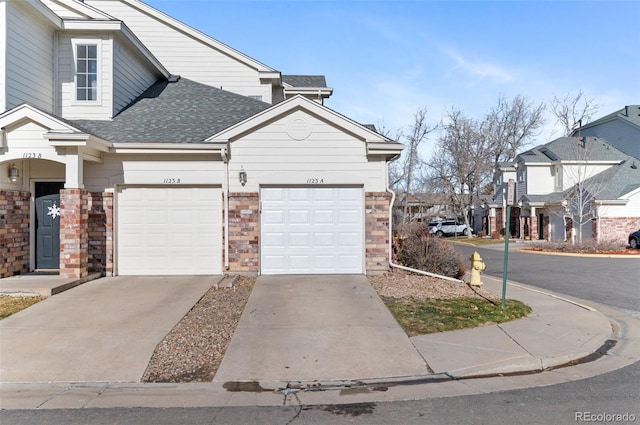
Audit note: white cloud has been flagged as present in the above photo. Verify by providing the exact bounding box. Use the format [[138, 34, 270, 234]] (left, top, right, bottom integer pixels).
[[439, 45, 516, 84]]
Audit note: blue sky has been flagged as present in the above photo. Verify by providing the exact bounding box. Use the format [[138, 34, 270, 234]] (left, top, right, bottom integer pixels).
[[147, 0, 640, 146]]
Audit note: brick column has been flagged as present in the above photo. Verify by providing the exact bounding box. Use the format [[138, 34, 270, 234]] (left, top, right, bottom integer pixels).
[[87, 192, 113, 275], [530, 214, 539, 240], [365, 192, 391, 275], [227, 192, 259, 273], [489, 215, 497, 238], [0, 190, 30, 277], [59, 189, 89, 279]]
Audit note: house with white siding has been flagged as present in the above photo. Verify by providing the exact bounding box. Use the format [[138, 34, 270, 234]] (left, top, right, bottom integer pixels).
[[484, 134, 639, 244], [0, 0, 402, 279]]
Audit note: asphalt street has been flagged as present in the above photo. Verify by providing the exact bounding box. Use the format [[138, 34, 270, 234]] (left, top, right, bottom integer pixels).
[[454, 243, 640, 314]]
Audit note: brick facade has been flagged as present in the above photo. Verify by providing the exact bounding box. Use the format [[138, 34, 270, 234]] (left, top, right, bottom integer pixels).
[[0, 190, 30, 278], [59, 189, 89, 279], [227, 192, 259, 273], [365, 192, 391, 274], [595, 217, 640, 244], [87, 192, 113, 275]]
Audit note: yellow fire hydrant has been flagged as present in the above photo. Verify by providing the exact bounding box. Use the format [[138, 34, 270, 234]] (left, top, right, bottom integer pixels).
[[469, 251, 486, 286]]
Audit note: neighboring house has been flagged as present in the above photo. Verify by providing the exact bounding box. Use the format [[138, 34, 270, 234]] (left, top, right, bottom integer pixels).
[[0, 0, 403, 279], [485, 135, 639, 243], [393, 192, 456, 225], [572, 105, 640, 160], [485, 162, 518, 237]]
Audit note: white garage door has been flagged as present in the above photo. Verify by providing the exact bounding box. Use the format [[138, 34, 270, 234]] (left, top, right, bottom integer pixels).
[[261, 187, 363, 274], [117, 187, 222, 275]]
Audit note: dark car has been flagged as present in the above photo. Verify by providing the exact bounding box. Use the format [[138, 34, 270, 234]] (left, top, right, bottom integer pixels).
[[629, 229, 640, 249]]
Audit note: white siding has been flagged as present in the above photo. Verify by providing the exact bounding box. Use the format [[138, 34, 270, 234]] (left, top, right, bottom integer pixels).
[[83, 154, 224, 192], [562, 164, 615, 191], [112, 37, 158, 116], [227, 111, 387, 192], [57, 33, 113, 120], [525, 165, 555, 195], [5, 1, 54, 112], [600, 189, 640, 218], [2, 121, 66, 163], [1, 1, 6, 110], [83, 0, 272, 102]]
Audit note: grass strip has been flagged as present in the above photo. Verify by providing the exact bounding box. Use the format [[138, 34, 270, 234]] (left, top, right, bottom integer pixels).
[[385, 297, 531, 336], [0, 295, 45, 320]]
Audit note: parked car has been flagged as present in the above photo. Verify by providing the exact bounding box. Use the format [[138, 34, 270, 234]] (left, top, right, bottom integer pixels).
[[427, 220, 469, 237], [629, 229, 640, 249]]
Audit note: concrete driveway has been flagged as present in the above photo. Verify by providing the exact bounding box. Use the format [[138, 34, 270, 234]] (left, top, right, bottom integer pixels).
[[0, 276, 215, 383], [213, 275, 430, 383]]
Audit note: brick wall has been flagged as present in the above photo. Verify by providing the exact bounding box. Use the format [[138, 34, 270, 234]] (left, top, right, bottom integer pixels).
[[365, 192, 391, 274], [87, 192, 113, 275], [0, 190, 30, 277], [227, 192, 259, 273], [59, 189, 88, 279], [596, 217, 640, 244]]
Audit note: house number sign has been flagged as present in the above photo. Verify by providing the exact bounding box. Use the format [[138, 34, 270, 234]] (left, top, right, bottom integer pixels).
[[23, 153, 43, 159], [306, 178, 324, 184], [163, 178, 181, 184]]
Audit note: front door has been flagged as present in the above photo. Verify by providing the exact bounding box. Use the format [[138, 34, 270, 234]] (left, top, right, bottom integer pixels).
[[35, 182, 64, 270]]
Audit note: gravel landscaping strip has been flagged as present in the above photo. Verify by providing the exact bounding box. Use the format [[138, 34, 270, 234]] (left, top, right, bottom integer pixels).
[[142, 276, 254, 383]]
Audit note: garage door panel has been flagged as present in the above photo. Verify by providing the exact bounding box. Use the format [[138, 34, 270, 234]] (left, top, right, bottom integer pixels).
[[289, 210, 310, 224], [288, 232, 311, 247], [313, 210, 335, 224], [117, 187, 222, 275], [261, 187, 363, 274]]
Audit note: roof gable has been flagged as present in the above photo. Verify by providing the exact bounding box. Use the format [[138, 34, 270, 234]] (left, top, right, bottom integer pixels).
[[575, 105, 640, 133], [207, 95, 384, 143], [0, 104, 82, 134]]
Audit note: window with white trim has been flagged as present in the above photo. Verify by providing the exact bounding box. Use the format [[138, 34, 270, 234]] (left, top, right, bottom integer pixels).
[[76, 44, 98, 101]]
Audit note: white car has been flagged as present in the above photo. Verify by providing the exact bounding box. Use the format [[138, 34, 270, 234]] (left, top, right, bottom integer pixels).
[[427, 220, 469, 237]]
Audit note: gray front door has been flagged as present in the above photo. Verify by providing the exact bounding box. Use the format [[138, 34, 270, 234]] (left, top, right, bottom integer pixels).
[[35, 182, 64, 270]]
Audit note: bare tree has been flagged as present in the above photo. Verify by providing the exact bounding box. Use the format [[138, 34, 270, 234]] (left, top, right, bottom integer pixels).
[[481, 94, 546, 165], [391, 107, 439, 225], [427, 108, 491, 238], [550, 90, 599, 137], [550, 137, 615, 243]]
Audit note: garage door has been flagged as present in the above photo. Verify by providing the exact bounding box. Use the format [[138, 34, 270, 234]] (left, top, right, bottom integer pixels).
[[261, 187, 363, 274], [117, 187, 222, 275]]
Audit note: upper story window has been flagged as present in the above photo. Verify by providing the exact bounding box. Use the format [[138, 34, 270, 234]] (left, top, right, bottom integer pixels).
[[76, 44, 98, 101], [518, 169, 526, 182]]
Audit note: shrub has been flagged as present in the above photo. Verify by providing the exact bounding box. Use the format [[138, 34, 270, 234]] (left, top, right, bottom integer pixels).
[[397, 233, 467, 279]]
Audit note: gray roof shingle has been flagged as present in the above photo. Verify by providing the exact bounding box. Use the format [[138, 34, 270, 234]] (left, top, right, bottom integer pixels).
[[73, 78, 270, 143], [519, 136, 629, 163], [282, 75, 327, 88], [581, 105, 640, 129]]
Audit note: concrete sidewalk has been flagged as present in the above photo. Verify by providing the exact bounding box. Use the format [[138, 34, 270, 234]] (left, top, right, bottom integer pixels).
[[0, 273, 638, 409], [412, 276, 615, 378]]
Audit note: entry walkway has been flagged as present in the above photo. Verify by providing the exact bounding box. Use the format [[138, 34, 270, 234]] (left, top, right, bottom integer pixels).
[[213, 275, 430, 383]]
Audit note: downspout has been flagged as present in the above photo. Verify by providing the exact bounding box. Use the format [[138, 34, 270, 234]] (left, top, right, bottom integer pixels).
[[222, 146, 230, 270], [385, 167, 464, 283]]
